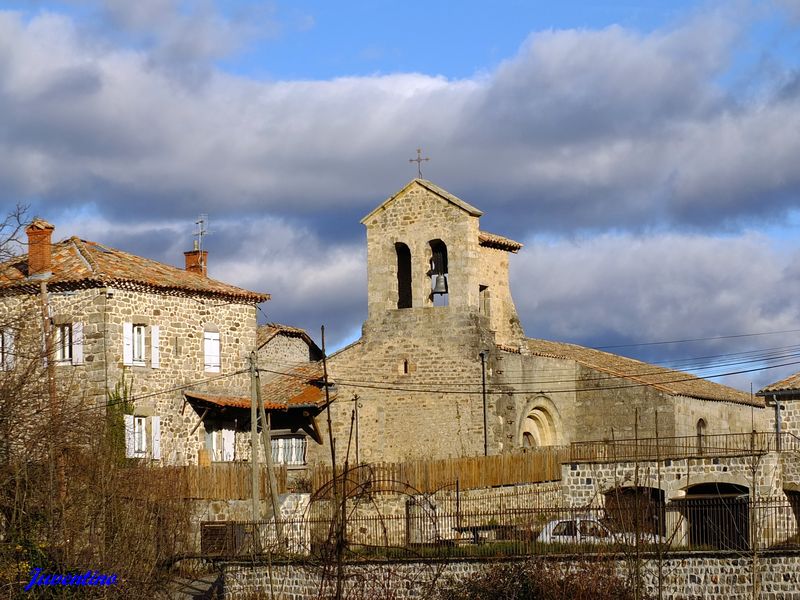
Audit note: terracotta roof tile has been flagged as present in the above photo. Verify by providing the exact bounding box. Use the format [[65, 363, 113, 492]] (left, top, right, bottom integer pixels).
[[0, 236, 269, 302], [758, 371, 800, 395], [526, 338, 760, 406], [260, 361, 333, 409], [479, 231, 523, 253]]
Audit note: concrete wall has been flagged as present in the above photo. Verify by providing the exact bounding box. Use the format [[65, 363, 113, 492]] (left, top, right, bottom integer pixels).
[[222, 554, 800, 599]]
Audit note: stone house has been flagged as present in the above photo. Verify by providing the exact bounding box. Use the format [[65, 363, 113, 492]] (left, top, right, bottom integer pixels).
[[268, 179, 768, 467], [0, 219, 323, 468]]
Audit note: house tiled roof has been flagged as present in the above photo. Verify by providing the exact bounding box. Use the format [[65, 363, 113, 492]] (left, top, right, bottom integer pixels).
[[257, 323, 321, 354], [0, 236, 269, 303], [261, 361, 333, 409], [185, 362, 333, 412], [525, 338, 760, 406], [479, 231, 523, 253], [758, 372, 800, 395]]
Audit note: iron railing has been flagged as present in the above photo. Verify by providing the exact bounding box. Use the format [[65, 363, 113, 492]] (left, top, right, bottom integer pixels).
[[570, 432, 800, 463], [200, 496, 800, 560]]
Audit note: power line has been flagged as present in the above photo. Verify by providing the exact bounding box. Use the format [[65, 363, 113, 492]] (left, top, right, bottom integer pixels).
[[594, 328, 800, 350]]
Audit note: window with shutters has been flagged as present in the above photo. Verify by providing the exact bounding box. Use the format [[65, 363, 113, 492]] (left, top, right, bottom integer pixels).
[[204, 327, 221, 373], [123, 414, 161, 460], [271, 435, 307, 466], [53, 322, 83, 365], [123, 323, 160, 368], [0, 329, 13, 371], [206, 427, 235, 462]]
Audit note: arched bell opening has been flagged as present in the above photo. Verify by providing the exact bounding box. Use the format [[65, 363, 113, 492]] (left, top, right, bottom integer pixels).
[[395, 242, 412, 309], [428, 239, 448, 306]]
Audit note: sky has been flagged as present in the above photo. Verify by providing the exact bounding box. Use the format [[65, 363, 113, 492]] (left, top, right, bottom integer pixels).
[[2, 0, 800, 391]]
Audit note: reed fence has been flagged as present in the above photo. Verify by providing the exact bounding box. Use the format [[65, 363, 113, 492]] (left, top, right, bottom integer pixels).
[[311, 447, 569, 496], [148, 463, 289, 500]]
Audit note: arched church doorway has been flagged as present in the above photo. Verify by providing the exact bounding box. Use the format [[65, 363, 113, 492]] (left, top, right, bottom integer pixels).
[[519, 404, 558, 448]]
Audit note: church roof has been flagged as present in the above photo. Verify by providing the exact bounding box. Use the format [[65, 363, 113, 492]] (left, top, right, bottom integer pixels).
[[757, 371, 800, 396], [0, 236, 269, 303], [479, 231, 523, 253], [526, 338, 760, 406], [360, 178, 483, 224]]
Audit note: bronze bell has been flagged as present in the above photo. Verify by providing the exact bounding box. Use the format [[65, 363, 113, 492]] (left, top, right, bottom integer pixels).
[[432, 274, 448, 295]]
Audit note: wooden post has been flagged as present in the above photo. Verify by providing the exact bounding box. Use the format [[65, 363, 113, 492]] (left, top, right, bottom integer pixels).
[[255, 351, 284, 545]]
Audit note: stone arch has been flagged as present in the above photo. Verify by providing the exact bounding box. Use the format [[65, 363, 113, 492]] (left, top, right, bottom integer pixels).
[[518, 396, 562, 448], [395, 242, 412, 309]]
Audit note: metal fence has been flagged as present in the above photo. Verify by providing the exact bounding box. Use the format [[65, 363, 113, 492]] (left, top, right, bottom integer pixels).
[[570, 431, 800, 463], [200, 496, 800, 560]]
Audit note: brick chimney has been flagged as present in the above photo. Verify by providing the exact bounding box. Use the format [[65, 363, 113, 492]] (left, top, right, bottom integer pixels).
[[26, 219, 55, 276], [184, 240, 208, 277]]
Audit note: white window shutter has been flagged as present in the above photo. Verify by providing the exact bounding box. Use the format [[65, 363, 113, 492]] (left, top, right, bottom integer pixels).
[[123, 322, 133, 366], [124, 414, 135, 458], [71, 322, 84, 365], [7, 331, 14, 370], [150, 325, 160, 369], [150, 416, 161, 459], [222, 428, 235, 461], [204, 331, 220, 372], [2, 331, 13, 370]]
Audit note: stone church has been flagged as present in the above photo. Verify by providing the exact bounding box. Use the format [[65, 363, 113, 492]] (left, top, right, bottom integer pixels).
[[301, 178, 766, 466]]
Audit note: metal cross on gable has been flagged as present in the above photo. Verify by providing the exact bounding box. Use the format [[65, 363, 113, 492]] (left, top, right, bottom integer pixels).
[[409, 147, 430, 178]]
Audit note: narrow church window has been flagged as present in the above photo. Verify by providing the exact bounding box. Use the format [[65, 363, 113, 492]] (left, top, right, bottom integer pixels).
[[395, 242, 412, 309], [429, 239, 448, 306], [403, 359, 409, 374], [696, 418, 706, 454], [479, 285, 490, 316]]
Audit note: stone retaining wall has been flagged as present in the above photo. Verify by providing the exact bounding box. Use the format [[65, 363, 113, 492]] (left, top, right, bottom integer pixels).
[[222, 553, 800, 599]]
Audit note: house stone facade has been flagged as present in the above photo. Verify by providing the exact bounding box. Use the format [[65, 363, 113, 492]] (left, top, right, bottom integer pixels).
[[0, 219, 270, 466]]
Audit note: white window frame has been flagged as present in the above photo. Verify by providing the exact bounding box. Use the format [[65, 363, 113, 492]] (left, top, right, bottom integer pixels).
[[206, 426, 235, 462], [124, 414, 161, 460], [54, 322, 83, 365], [271, 435, 307, 467], [134, 416, 147, 456], [131, 324, 146, 366], [204, 330, 221, 373], [0, 329, 13, 370]]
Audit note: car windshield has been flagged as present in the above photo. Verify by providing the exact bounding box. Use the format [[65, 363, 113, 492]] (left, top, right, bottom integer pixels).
[[551, 521, 577, 537]]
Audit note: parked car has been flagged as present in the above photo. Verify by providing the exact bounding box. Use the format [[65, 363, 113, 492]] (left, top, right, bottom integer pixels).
[[536, 516, 667, 546]]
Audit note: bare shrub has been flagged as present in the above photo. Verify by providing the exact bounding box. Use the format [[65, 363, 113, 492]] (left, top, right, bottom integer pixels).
[[434, 558, 644, 600]]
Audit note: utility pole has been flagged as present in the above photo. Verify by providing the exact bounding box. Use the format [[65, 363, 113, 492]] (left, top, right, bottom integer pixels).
[[321, 326, 344, 600], [254, 351, 284, 544], [479, 351, 488, 457], [249, 352, 260, 526]]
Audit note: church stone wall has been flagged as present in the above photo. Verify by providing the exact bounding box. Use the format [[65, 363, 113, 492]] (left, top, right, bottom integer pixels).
[[476, 245, 524, 346], [310, 309, 497, 466]]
